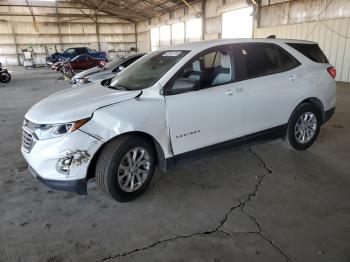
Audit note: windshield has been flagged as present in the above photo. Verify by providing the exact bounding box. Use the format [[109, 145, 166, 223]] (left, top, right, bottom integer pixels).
[[110, 50, 189, 90], [104, 56, 127, 69]]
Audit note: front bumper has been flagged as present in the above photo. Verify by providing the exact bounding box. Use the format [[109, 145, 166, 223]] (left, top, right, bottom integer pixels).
[[22, 129, 103, 195], [28, 165, 87, 195]]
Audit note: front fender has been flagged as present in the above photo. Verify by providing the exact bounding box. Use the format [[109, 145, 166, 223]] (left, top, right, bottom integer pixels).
[[79, 94, 172, 159]]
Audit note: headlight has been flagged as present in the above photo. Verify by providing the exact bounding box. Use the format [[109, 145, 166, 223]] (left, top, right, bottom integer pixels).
[[76, 78, 90, 85], [34, 118, 90, 140]]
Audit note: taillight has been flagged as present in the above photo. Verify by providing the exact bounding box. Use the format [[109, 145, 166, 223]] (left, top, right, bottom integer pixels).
[[327, 67, 336, 79]]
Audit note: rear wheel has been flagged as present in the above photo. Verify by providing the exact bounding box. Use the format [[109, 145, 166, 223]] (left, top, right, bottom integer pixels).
[[96, 135, 156, 202], [286, 103, 321, 150]]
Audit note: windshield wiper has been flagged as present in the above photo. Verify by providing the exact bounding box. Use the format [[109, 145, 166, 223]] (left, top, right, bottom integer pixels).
[[108, 85, 128, 91]]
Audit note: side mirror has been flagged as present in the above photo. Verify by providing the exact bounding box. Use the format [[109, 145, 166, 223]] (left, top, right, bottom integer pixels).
[[118, 65, 125, 71], [165, 78, 199, 95]]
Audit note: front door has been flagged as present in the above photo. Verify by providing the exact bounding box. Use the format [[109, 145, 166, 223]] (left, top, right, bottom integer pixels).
[[164, 46, 245, 156]]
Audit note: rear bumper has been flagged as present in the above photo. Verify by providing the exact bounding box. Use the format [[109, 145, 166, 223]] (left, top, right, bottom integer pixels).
[[28, 165, 87, 195], [324, 107, 335, 124]]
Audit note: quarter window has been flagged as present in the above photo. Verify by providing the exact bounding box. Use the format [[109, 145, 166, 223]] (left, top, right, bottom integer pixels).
[[237, 43, 300, 79], [173, 48, 233, 90], [286, 43, 329, 64]]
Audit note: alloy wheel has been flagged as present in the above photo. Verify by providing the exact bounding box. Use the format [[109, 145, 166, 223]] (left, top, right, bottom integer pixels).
[[294, 112, 317, 144], [117, 147, 151, 192]]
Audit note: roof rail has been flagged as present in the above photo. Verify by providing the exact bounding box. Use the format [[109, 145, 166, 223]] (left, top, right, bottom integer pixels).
[[267, 35, 276, 38]]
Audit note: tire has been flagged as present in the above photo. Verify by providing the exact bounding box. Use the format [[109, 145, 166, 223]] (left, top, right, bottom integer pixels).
[[0, 72, 11, 83], [286, 103, 321, 150], [96, 135, 156, 202]]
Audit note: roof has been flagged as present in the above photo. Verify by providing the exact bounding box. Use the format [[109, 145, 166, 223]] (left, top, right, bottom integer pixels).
[[2, 0, 201, 23], [158, 38, 317, 52]]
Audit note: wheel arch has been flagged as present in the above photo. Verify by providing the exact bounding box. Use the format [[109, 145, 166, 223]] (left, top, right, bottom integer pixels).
[[291, 97, 326, 124], [284, 97, 326, 140], [86, 131, 167, 181]]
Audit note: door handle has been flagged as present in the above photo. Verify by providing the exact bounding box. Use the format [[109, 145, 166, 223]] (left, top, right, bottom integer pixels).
[[225, 90, 234, 96], [289, 74, 297, 82], [225, 88, 243, 96]]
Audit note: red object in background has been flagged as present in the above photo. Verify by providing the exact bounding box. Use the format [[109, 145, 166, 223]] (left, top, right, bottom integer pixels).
[[70, 54, 106, 71], [99, 60, 107, 68]]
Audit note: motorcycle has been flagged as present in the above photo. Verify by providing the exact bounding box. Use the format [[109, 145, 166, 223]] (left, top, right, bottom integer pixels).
[[61, 58, 74, 79], [0, 62, 11, 83], [52, 58, 74, 79]]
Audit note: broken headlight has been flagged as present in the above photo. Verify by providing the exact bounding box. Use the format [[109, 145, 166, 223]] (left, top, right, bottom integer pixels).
[[34, 119, 90, 140], [76, 78, 90, 85]]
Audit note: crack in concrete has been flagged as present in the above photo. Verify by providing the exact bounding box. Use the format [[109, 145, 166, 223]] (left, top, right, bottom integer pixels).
[[101, 146, 289, 262], [242, 146, 290, 262]]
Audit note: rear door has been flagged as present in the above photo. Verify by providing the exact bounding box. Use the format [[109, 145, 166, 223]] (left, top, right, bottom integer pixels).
[[235, 43, 303, 135]]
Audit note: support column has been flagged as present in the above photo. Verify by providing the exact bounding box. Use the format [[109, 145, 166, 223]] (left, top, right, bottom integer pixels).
[[256, 0, 262, 29], [201, 0, 206, 40], [10, 21, 20, 65], [95, 17, 101, 51], [55, 2, 63, 51], [134, 23, 138, 52], [8, 5, 20, 65]]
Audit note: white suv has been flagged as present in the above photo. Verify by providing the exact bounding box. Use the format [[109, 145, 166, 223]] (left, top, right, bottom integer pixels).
[[22, 39, 336, 202]]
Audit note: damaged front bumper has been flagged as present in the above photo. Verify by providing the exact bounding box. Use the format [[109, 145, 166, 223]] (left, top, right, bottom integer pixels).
[[21, 129, 104, 195], [28, 165, 87, 195]]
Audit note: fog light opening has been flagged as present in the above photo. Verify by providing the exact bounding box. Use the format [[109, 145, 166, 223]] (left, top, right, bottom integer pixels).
[[56, 156, 73, 174]]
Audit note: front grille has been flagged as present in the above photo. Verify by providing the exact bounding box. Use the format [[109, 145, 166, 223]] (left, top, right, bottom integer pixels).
[[22, 119, 39, 153], [22, 128, 35, 153]]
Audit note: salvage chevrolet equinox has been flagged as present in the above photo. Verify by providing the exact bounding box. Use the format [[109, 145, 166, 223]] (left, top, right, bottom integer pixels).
[[22, 39, 336, 202]]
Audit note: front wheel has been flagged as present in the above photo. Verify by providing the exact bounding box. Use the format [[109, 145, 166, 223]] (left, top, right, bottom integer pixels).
[[0, 72, 11, 83], [96, 135, 156, 202], [286, 103, 321, 150]]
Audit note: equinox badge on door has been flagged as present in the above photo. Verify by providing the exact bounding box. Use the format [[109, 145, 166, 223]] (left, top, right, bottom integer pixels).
[[176, 130, 201, 139]]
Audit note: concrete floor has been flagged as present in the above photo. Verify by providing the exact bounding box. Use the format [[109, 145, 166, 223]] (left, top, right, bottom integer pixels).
[[0, 67, 349, 262]]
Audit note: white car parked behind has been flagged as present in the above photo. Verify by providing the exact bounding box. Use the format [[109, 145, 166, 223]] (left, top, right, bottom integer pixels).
[[22, 38, 336, 202]]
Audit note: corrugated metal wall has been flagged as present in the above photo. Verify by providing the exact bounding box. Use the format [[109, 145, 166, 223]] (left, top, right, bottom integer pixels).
[[0, 5, 136, 65], [256, 0, 350, 82], [136, 0, 349, 82], [255, 18, 350, 82]]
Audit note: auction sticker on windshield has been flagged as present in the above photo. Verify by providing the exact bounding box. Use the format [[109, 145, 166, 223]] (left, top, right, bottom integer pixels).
[[162, 51, 182, 57]]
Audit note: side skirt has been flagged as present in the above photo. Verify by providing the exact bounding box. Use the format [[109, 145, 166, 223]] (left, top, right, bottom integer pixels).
[[166, 124, 286, 167]]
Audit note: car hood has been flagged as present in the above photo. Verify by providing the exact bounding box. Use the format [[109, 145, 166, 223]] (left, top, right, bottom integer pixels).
[[25, 84, 141, 124], [72, 67, 102, 80], [87, 70, 115, 82]]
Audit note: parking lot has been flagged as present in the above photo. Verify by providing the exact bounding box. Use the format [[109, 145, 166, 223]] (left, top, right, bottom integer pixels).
[[0, 67, 349, 261]]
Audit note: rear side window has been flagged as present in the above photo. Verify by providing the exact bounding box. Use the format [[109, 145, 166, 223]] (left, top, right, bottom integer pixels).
[[286, 43, 329, 63], [236, 43, 300, 79]]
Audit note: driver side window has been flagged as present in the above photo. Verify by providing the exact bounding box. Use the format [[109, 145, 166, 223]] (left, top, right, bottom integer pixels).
[[174, 48, 234, 91]]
